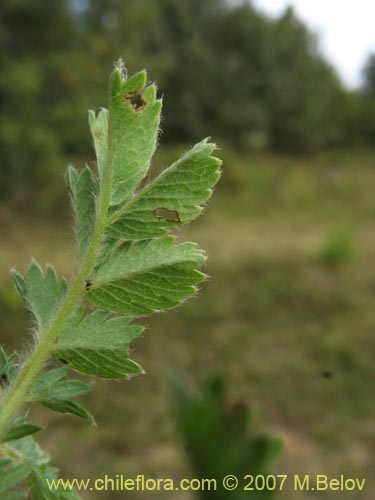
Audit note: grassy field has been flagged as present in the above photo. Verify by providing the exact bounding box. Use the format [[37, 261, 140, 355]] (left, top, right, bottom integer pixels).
[[0, 148, 374, 499]]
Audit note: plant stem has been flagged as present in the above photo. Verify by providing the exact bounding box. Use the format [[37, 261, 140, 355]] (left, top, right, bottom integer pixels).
[[0, 104, 114, 433], [0, 280, 84, 431]]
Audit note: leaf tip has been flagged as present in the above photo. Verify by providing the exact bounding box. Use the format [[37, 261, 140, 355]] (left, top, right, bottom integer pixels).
[[88, 109, 96, 128]]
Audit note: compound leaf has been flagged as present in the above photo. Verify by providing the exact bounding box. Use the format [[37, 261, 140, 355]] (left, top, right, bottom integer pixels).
[[1, 63, 220, 500]]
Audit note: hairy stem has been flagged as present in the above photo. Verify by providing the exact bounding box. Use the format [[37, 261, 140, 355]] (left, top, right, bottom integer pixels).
[[0, 103, 114, 433]]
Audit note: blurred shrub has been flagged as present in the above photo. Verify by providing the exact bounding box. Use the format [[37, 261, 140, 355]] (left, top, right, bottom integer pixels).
[[318, 230, 355, 270], [0, 0, 88, 201], [170, 375, 282, 499]]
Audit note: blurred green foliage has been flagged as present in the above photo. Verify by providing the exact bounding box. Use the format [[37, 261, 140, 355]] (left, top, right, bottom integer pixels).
[[0, 0, 374, 203], [171, 375, 282, 499], [318, 230, 355, 271]]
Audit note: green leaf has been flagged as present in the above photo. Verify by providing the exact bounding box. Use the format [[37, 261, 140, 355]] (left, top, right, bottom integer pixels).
[[94, 236, 119, 270], [55, 347, 143, 379], [0, 422, 42, 443], [40, 400, 95, 424], [107, 65, 162, 205], [28, 472, 50, 500], [87, 237, 206, 315], [36, 366, 69, 384], [27, 366, 68, 395], [109, 139, 221, 240], [54, 311, 144, 379], [88, 108, 108, 180], [29, 463, 81, 500], [8, 436, 49, 466], [10, 269, 27, 299], [28, 464, 79, 500], [13, 262, 67, 331], [59, 311, 143, 348], [28, 379, 91, 402], [0, 462, 30, 493], [65, 166, 96, 263], [2, 438, 80, 499], [28, 368, 90, 401]]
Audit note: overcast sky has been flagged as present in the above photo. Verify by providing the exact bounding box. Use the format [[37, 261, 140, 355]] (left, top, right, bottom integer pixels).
[[249, 0, 375, 88]]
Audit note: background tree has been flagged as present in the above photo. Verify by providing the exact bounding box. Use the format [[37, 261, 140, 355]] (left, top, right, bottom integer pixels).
[[0, 0, 373, 204], [362, 52, 375, 97]]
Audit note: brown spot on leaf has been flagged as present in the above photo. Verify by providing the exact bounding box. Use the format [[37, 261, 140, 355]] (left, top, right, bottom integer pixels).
[[153, 207, 181, 223], [123, 91, 146, 112]]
